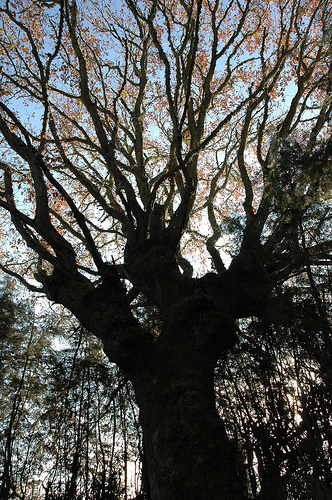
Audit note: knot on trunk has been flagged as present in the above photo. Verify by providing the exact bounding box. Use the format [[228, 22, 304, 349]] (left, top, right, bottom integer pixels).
[[194, 310, 238, 351], [166, 293, 239, 357]]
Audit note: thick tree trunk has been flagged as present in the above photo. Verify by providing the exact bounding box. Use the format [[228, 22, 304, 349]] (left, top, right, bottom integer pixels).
[[40, 245, 251, 499], [131, 332, 247, 500], [119, 244, 248, 499]]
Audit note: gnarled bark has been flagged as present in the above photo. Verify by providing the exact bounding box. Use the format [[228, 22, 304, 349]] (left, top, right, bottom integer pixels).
[[132, 328, 246, 500]]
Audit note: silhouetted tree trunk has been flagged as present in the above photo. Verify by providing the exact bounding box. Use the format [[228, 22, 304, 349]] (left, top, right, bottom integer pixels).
[[258, 465, 288, 500], [132, 347, 245, 499], [41, 240, 259, 499]]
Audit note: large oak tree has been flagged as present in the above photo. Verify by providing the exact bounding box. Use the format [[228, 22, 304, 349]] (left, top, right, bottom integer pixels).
[[0, 0, 331, 498]]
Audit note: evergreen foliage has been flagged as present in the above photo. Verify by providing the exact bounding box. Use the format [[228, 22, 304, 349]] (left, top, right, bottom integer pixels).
[[0, 282, 143, 500]]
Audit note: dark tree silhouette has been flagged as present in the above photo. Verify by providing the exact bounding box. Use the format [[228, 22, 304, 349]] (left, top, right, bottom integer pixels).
[[0, 0, 331, 498]]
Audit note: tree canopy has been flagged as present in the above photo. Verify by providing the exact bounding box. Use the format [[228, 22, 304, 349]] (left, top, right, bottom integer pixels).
[[0, 0, 330, 304], [0, 0, 331, 498]]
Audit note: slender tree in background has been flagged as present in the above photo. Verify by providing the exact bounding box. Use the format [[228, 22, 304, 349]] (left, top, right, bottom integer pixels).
[[0, 282, 57, 500], [0, 0, 331, 498], [0, 280, 141, 500]]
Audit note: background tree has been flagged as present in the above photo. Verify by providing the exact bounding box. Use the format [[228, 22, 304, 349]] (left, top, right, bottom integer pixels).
[[0, 0, 331, 498], [0, 280, 142, 500], [0, 279, 52, 500]]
